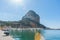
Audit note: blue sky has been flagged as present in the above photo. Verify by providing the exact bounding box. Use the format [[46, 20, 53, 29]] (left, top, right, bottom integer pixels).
[[0, 0, 60, 28]]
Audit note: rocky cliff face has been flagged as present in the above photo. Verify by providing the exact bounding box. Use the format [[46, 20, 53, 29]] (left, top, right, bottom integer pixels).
[[22, 10, 40, 23], [21, 10, 46, 28]]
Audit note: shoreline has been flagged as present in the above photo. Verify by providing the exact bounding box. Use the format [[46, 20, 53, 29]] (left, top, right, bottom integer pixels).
[[0, 30, 14, 40]]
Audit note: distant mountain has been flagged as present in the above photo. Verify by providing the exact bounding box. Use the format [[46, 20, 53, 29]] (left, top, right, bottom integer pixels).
[[0, 10, 48, 29]]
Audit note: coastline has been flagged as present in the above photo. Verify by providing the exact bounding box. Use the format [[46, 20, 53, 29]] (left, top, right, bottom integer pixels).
[[0, 30, 14, 40]]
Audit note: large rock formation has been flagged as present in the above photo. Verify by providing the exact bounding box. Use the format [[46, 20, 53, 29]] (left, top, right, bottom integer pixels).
[[19, 10, 46, 28], [22, 10, 40, 23]]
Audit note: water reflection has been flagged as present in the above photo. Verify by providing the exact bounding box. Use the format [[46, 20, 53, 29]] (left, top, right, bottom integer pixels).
[[9, 28, 44, 40]]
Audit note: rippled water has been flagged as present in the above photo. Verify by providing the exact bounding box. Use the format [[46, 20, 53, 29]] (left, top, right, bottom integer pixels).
[[44, 30, 60, 40], [9, 30, 60, 40], [9, 29, 40, 40]]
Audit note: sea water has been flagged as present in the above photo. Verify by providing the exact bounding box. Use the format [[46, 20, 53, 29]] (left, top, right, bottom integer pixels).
[[10, 30, 60, 40], [44, 30, 60, 40]]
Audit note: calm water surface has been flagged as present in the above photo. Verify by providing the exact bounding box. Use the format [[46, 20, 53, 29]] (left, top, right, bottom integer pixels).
[[44, 30, 60, 40], [10, 30, 60, 40]]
